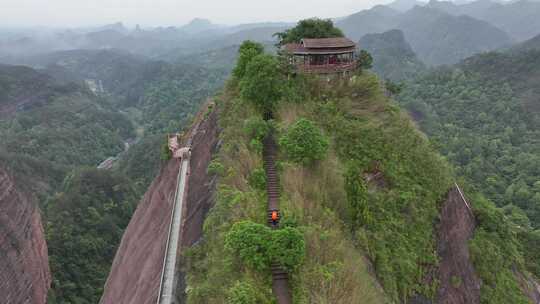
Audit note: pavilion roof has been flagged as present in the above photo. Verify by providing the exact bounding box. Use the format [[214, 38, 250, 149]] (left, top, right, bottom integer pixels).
[[301, 37, 356, 48], [283, 37, 357, 55]]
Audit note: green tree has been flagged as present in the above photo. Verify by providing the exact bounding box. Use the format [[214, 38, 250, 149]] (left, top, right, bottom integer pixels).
[[275, 18, 344, 45], [227, 281, 261, 304], [225, 221, 272, 271], [345, 164, 371, 227], [269, 227, 305, 272], [385, 79, 404, 96], [358, 50, 374, 70], [233, 40, 265, 79], [240, 54, 283, 113], [280, 118, 329, 166]]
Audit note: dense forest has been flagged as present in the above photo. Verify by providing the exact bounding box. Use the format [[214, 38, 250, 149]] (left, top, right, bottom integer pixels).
[[400, 49, 540, 220], [398, 49, 540, 282], [46, 169, 139, 303], [0, 51, 228, 303]]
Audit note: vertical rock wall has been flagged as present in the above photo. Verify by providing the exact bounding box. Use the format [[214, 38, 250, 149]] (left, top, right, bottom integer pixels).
[[100, 107, 219, 304], [99, 156, 181, 304], [0, 168, 51, 304], [436, 185, 481, 304]]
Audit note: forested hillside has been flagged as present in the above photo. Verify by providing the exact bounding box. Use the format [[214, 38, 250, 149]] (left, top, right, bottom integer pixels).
[[397, 47, 540, 288], [0, 49, 227, 303], [183, 36, 536, 304], [399, 48, 540, 226]]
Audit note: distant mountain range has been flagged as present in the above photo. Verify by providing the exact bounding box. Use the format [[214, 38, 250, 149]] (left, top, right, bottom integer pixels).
[[359, 29, 425, 81], [425, 0, 540, 41], [0, 19, 289, 61], [1, 1, 539, 67], [338, 4, 512, 65]]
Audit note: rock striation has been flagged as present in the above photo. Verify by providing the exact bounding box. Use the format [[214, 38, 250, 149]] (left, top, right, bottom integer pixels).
[[100, 106, 220, 304], [436, 185, 481, 304], [0, 168, 51, 304]]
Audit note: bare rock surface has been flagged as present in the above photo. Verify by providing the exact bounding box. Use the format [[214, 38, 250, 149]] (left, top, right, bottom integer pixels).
[[100, 107, 219, 304], [436, 185, 481, 304], [0, 168, 51, 304]]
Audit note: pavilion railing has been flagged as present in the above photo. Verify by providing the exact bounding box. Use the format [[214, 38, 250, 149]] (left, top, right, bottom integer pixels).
[[295, 61, 358, 74]]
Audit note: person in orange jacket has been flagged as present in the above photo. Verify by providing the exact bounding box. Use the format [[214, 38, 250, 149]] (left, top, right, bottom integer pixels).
[[271, 210, 279, 224]]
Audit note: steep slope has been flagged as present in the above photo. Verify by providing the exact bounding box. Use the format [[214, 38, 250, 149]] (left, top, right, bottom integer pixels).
[[100, 106, 220, 303], [0, 166, 51, 304], [359, 29, 425, 81], [435, 186, 480, 304], [182, 68, 522, 303]]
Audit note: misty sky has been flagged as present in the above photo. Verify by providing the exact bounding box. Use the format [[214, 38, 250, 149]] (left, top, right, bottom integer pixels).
[[1, 0, 396, 27]]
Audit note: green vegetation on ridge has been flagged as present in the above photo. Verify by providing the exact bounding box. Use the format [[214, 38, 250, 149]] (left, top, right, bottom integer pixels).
[[184, 28, 535, 302]]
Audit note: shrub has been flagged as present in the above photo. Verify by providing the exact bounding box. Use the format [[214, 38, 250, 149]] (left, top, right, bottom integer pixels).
[[344, 163, 372, 228], [243, 117, 272, 152], [280, 118, 329, 166], [248, 168, 266, 191], [225, 221, 272, 271], [225, 221, 305, 273], [269, 227, 306, 272], [160, 141, 172, 161], [240, 54, 283, 113], [207, 159, 225, 176], [233, 41, 265, 79], [227, 281, 260, 304], [358, 50, 373, 70]]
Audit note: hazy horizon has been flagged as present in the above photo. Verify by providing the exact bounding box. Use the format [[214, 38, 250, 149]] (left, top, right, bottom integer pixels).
[[2, 0, 416, 28]]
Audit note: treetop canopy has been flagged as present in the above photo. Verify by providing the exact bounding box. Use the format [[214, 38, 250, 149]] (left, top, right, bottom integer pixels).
[[274, 18, 345, 46]]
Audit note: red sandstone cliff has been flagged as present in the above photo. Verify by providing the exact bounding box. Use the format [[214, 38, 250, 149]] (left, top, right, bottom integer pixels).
[[100, 107, 220, 304], [436, 185, 481, 304], [0, 168, 51, 304]]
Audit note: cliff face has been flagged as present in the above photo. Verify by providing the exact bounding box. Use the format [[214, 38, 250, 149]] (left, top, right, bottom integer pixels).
[[100, 107, 220, 304], [436, 185, 481, 304], [0, 168, 51, 304]]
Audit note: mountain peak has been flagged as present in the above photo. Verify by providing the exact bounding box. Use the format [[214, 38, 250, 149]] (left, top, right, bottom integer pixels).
[[180, 18, 219, 34], [388, 0, 427, 12]]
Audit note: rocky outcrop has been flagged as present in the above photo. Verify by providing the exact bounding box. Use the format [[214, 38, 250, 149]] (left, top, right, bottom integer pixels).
[[100, 106, 220, 304], [0, 168, 51, 304], [181, 108, 220, 247], [436, 185, 481, 304], [516, 271, 540, 304]]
